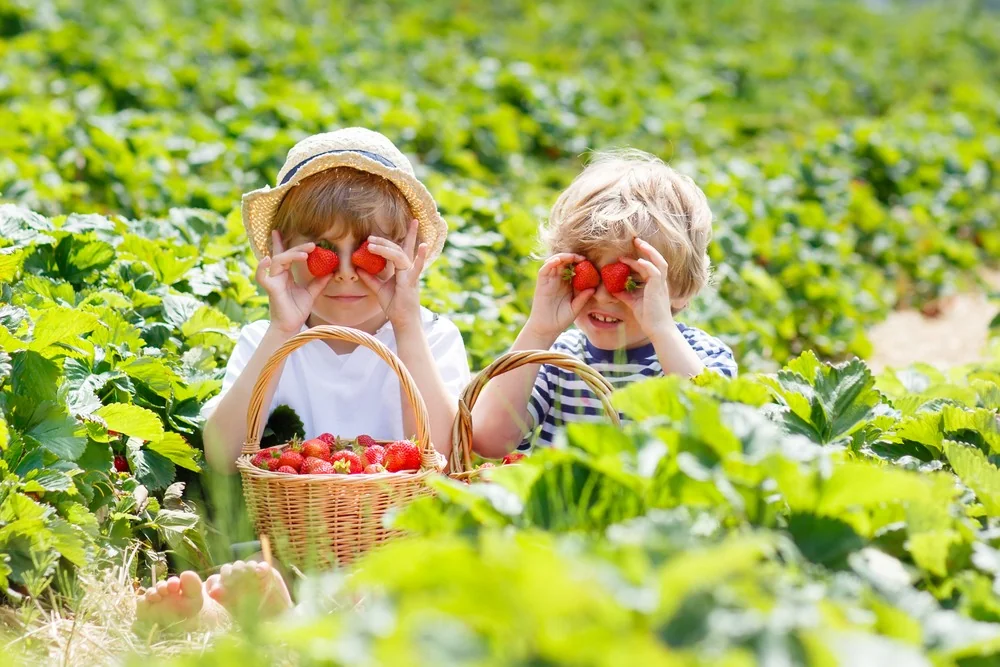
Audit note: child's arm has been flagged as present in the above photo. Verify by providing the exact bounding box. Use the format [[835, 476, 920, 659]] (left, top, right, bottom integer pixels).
[[203, 231, 332, 471], [617, 237, 712, 377], [361, 222, 462, 458], [470, 253, 595, 459]]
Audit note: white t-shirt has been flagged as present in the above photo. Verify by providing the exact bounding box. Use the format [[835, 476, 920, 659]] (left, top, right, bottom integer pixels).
[[201, 307, 471, 441]]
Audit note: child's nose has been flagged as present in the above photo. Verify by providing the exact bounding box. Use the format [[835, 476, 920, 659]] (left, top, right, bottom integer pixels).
[[592, 282, 614, 302], [334, 250, 358, 282]]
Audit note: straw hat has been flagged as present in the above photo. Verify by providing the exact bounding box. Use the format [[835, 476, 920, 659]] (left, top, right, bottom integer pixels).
[[241, 127, 448, 262]]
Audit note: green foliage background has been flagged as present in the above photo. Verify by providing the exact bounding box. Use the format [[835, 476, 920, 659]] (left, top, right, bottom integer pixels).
[[1, 0, 1000, 664]]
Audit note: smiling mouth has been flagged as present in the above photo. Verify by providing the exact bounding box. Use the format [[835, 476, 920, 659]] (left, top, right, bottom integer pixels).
[[588, 313, 622, 325], [326, 295, 366, 301]]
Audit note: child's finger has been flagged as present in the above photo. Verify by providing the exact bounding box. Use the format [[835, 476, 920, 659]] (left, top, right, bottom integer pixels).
[[409, 243, 428, 279], [366, 241, 411, 268], [570, 288, 595, 314], [402, 219, 419, 257], [634, 238, 669, 273], [619, 256, 657, 280], [306, 273, 333, 300], [356, 269, 383, 294], [271, 230, 285, 255]]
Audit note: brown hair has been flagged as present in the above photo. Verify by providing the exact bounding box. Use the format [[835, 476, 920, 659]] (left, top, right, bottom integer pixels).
[[272, 167, 413, 247], [541, 149, 713, 302]]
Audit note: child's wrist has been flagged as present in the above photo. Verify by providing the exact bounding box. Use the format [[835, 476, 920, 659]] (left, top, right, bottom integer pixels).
[[519, 319, 561, 348], [265, 323, 299, 342]]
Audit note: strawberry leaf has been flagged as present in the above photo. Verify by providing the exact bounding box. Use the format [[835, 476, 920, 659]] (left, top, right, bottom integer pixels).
[[943, 440, 1000, 517]]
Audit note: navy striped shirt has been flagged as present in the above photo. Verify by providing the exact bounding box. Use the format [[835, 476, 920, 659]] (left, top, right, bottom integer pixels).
[[522, 324, 737, 449]]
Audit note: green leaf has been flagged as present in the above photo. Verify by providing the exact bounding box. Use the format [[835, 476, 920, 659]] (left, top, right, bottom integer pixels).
[[0, 416, 8, 452], [28, 307, 99, 353], [147, 432, 201, 472], [941, 406, 1000, 455], [943, 440, 1000, 516], [160, 293, 203, 329], [26, 469, 75, 493], [126, 439, 176, 491], [0, 248, 26, 282], [119, 235, 198, 285], [119, 357, 182, 398], [22, 410, 87, 461], [180, 305, 235, 347], [94, 403, 164, 443], [816, 463, 932, 516], [76, 440, 113, 474], [11, 350, 60, 402], [656, 535, 776, 621], [907, 530, 961, 577], [611, 375, 689, 422], [787, 512, 865, 567], [48, 517, 89, 567]]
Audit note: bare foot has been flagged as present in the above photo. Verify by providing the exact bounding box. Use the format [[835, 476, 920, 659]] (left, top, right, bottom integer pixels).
[[205, 560, 293, 621], [134, 570, 226, 633]]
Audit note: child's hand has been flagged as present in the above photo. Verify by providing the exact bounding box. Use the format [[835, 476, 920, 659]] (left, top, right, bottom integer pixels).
[[357, 220, 427, 330], [524, 253, 595, 340], [615, 238, 676, 334], [256, 230, 333, 336]]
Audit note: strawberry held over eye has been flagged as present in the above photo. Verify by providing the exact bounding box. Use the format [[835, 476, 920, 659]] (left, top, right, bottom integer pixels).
[[600, 262, 638, 294], [563, 260, 600, 292], [306, 240, 339, 277], [351, 240, 387, 274]]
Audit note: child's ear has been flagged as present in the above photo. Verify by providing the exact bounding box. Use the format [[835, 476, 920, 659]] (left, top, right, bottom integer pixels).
[[670, 297, 690, 315]]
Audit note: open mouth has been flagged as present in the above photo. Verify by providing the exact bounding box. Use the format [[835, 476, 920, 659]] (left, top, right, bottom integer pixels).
[[588, 312, 623, 328], [326, 295, 366, 302]]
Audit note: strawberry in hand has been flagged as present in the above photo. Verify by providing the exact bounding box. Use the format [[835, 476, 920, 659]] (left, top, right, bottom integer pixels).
[[306, 240, 340, 277], [351, 240, 387, 275], [600, 262, 639, 294], [563, 260, 601, 292]]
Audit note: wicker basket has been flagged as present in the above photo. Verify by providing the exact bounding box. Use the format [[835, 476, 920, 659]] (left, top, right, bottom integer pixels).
[[236, 325, 441, 569], [448, 350, 622, 481]]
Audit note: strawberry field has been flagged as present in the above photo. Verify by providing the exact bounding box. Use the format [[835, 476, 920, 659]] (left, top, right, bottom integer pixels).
[[1, 0, 1000, 664]]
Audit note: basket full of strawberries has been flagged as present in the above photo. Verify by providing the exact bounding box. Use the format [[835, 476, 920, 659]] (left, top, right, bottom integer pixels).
[[236, 326, 444, 569]]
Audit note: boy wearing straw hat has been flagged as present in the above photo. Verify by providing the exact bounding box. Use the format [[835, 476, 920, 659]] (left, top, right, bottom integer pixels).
[[201, 127, 470, 469], [470, 149, 737, 457]]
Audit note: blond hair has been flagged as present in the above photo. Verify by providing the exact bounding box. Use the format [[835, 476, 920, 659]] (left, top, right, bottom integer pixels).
[[541, 149, 713, 302], [272, 167, 412, 248]]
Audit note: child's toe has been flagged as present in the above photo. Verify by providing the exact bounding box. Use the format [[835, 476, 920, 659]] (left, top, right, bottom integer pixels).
[[179, 570, 203, 599]]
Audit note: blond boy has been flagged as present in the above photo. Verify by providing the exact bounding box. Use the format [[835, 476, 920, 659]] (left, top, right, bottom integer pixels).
[[472, 150, 736, 455]]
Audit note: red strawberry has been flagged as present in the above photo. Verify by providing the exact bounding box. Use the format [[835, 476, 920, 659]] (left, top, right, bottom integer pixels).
[[563, 260, 600, 292], [113, 455, 129, 473], [301, 438, 332, 460], [384, 441, 421, 473], [351, 240, 386, 274], [502, 452, 525, 465], [277, 450, 305, 472], [301, 456, 336, 475], [307, 241, 340, 277], [252, 447, 282, 469], [276, 465, 298, 475], [363, 464, 386, 474], [317, 433, 337, 446], [330, 451, 363, 474], [600, 262, 638, 294], [355, 434, 378, 449], [362, 444, 386, 468]]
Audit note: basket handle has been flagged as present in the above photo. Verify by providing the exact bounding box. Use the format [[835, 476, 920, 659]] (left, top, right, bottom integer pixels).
[[242, 325, 436, 470], [449, 350, 621, 473]]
